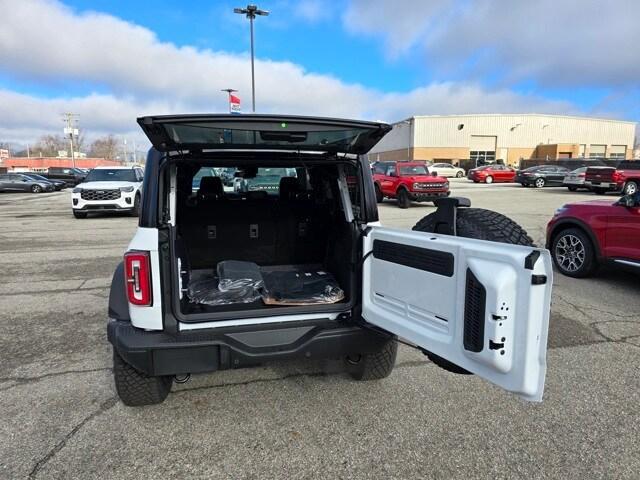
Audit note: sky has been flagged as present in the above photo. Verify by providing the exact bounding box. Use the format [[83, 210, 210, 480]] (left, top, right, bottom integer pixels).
[[0, 0, 638, 151]]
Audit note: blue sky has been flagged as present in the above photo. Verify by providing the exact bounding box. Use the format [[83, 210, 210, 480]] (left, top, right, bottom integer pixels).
[[0, 0, 638, 146]]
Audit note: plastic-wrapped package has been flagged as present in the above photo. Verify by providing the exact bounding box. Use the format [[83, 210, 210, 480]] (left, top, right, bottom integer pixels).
[[261, 265, 344, 306], [187, 274, 261, 306], [217, 260, 264, 292]]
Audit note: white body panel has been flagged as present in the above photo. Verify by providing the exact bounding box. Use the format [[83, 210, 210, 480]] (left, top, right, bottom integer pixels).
[[362, 227, 552, 402], [128, 227, 163, 330]]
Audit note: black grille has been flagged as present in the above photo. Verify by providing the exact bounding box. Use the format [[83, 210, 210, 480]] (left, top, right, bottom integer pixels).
[[81, 189, 121, 201], [463, 268, 486, 352], [372, 240, 454, 277]]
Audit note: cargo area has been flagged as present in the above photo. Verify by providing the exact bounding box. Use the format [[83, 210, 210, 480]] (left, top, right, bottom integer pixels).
[[172, 160, 359, 319]]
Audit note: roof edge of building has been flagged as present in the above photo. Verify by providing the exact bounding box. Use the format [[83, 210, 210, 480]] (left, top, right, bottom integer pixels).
[[397, 113, 636, 125]]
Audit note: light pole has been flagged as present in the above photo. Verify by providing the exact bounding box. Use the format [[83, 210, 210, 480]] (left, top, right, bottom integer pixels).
[[234, 4, 269, 113]]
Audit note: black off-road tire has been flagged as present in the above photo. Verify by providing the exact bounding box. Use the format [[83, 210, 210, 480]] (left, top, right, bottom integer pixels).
[[113, 349, 172, 406], [129, 194, 141, 217], [397, 188, 411, 209], [374, 183, 383, 203], [348, 338, 398, 381], [412, 207, 534, 374], [73, 210, 88, 219]]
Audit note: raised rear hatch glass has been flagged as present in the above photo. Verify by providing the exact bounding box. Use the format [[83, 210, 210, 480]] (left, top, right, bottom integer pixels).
[[137, 114, 391, 154]]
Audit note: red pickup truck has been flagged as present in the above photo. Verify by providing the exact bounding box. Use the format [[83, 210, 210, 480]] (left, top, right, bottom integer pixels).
[[585, 161, 640, 195], [372, 161, 450, 208]]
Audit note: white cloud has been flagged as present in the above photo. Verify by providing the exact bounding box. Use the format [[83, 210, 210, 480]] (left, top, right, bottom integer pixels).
[[293, 0, 334, 23], [0, 0, 595, 147], [343, 0, 640, 87]]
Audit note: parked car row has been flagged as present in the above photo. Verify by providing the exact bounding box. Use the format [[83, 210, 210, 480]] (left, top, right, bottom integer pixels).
[[0, 173, 63, 193]]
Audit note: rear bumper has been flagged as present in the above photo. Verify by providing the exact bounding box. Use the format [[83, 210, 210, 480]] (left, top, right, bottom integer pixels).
[[584, 181, 622, 191], [409, 190, 450, 201], [108, 319, 388, 376]]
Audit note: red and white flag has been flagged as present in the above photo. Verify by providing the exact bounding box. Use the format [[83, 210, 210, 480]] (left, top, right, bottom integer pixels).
[[229, 94, 241, 113]]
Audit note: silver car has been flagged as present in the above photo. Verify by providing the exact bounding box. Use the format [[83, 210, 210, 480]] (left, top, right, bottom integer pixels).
[[562, 167, 587, 191], [430, 163, 466, 178]]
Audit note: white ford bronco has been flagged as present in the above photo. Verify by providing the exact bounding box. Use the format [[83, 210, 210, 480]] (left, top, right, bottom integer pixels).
[[107, 114, 552, 406]]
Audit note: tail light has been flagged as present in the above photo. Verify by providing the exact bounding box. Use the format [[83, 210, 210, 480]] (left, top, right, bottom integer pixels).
[[578, 173, 586, 177], [124, 251, 152, 306], [612, 171, 623, 183]]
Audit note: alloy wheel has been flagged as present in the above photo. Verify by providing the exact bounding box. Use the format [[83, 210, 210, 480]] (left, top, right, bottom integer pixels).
[[624, 181, 637, 195], [535, 178, 545, 188], [555, 234, 586, 272]]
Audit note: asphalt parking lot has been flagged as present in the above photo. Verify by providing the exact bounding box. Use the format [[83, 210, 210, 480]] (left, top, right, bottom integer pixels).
[[1, 179, 639, 479]]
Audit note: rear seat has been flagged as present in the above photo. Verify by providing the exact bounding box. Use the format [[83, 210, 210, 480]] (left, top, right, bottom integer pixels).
[[179, 176, 329, 269]]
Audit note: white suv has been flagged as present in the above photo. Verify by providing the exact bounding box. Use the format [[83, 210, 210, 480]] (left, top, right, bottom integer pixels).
[[107, 114, 552, 406], [71, 166, 144, 218]]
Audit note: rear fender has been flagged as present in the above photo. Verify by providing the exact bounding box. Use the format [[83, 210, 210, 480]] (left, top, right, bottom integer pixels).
[[108, 262, 130, 321]]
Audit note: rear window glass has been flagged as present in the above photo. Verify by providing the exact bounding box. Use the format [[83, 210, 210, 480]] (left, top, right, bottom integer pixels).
[[165, 123, 371, 152]]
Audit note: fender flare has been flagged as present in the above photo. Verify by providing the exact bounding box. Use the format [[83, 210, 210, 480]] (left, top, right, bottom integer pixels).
[[108, 261, 130, 321], [547, 218, 602, 259]]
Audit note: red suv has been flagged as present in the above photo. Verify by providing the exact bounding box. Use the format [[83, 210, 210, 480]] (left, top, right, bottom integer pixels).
[[372, 161, 449, 208], [467, 165, 516, 184], [546, 193, 640, 277]]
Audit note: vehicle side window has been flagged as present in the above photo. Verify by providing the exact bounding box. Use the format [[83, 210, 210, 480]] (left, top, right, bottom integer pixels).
[[386, 166, 395, 176], [373, 163, 387, 174]]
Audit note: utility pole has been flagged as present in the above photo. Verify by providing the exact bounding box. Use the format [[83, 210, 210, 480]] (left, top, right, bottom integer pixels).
[[62, 113, 79, 168], [234, 5, 269, 112]]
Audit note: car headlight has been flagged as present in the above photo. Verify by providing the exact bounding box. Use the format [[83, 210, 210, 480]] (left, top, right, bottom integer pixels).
[[119, 186, 135, 193], [72, 187, 83, 193]]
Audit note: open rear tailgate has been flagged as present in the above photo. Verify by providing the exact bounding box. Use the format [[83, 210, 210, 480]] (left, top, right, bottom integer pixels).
[[137, 114, 392, 155]]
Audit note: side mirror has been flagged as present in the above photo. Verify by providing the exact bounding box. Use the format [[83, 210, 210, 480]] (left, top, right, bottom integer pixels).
[[616, 194, 637, 208], [432, 171, 438, 177]]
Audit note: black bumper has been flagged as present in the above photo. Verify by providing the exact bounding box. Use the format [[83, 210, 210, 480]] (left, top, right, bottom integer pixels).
[[108, 319, 388, 376], [409, 191, 450, 201]]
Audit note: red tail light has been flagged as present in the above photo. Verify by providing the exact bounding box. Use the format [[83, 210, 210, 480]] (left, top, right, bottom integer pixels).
[[612, 171, 623, 183], [578, 173, 586, 177], [124, 251, 152, 306]]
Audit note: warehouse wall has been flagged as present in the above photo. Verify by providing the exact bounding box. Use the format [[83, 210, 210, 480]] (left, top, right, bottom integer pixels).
[[369, 115, 636, 163]]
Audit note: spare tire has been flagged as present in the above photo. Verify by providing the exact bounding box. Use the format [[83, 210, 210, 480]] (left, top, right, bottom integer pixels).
[[412, 207, 534, 374]]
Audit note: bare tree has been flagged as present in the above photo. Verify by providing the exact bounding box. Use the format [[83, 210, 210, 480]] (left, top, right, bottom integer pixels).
[[32, 134, 67, 156], [89, 135, 119, 160]]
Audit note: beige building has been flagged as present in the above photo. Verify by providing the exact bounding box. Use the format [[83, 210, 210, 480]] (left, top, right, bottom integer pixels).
[[367, 114, 637, 167]]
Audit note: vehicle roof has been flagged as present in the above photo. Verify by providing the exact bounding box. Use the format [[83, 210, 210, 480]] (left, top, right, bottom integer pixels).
[[94, 166, 138, 169]]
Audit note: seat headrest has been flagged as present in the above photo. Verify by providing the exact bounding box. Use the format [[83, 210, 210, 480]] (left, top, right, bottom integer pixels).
[[198, 176, 224, 201], [279, 177, 299, 201]]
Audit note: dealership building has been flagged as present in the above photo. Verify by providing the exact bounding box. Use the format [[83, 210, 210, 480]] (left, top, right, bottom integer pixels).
[[367, 114, 637, 167]]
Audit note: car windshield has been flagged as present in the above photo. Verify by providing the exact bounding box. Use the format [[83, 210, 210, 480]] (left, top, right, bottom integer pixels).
[[84, 169, 136, 182], [399, 165, 428, 175]]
